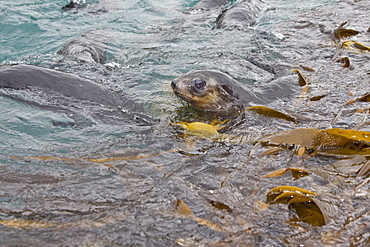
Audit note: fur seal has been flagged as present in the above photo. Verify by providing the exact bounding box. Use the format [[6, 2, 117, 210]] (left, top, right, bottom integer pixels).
[[216, 0, 263, 30], [57, 30, 110, 64], [0, 64, 152, 125], [171, 69, 298, 117], [191, 0, 231, 11]]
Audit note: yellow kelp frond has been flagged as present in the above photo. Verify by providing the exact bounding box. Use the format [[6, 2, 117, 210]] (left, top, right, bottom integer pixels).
[[342, 41, 370, 52], [261, 168, 310, 180], [262, 128, 370, 157], [262, 128, 370, 149], [246, 106, 297, 122], [293, 69, 309, 99], [267, 185, 317, 202], [174, 199, 222, 232], [293, 69, 309, 87], [325, 128, 370, 143], [266, 185, 336, 227], [333, 22, 359, 40], [173, 121, 224, 138], [0, 219, 58, 229]]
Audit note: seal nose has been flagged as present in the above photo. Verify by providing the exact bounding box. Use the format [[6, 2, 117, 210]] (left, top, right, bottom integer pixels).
[[171, 80, 177, 90]]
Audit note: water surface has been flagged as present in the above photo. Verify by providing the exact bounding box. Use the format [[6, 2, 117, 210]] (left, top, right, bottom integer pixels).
[[0, 0, 369, 246]]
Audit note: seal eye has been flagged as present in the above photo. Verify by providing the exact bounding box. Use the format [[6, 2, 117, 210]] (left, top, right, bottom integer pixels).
[[193, 79, 206, 92]]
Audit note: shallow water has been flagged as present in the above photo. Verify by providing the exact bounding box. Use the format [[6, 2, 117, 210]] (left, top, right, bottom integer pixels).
[[1, 0, 370, 246]]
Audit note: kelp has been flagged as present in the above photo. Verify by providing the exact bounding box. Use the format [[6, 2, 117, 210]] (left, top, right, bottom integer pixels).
[[0, 211, 129, 229], [267, 186, 317, 202], [259, 146, 283, 156], [325, 128, 370, 143], [208, 200, 233, 213], [342, 41, 370, 52], [87, 149, 176, 163], [288, 200, 326, 227], [333, 22, 359, 40], [318, 146, 370, 157], [310, 95, 327, 101], [262, 128, 341, 149], [262, 128, 370, 154], [299, 65, 315, 72], [173, 121, 223, 138], [293, 69, 308, 87], [175, 107, 297, 138], [297, 146, 307, 156], [173, 121, 254, 144], [174, 199, 222, 232], [341, 92, 370, 122], [293, 69, 309, 99], [335, 29, 359, 39], [355, 93, 370, 103], [266, 186, 327, 227], [0, 219, 58, 229], [246, 106, 297, 122], [12, 156, 77, 162], [337, 57, 350, 68], [357, 160, 370, 177], [262, 168, 310, 180], [12, 149, 177, 164]]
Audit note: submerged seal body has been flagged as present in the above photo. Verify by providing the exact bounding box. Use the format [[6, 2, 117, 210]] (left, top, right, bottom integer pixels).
[[216, 0, 263, 30], [0, 64, 152, 125], [58, 30, 110, 64], [191, 0, 231, 11], [171, 69, 298, 117]]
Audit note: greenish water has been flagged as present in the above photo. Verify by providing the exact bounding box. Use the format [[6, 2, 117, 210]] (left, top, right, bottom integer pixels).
[[1, 0, 370, 246]]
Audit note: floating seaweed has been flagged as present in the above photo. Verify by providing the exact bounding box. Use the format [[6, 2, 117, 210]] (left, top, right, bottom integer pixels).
[[333, 22, 360, 40], [261, 168, 310, 180], [309, 95, 327, 101], [342, 41, 370, 52], [266, 186, 333, 227], [174, 199, 222, 232], [246, 106, 297, 122], [261, 128, 370, 156]]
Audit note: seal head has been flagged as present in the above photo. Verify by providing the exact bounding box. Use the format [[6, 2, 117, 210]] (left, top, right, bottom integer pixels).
[[171, 70, 254, 115], [171, 69, 300, 118]]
